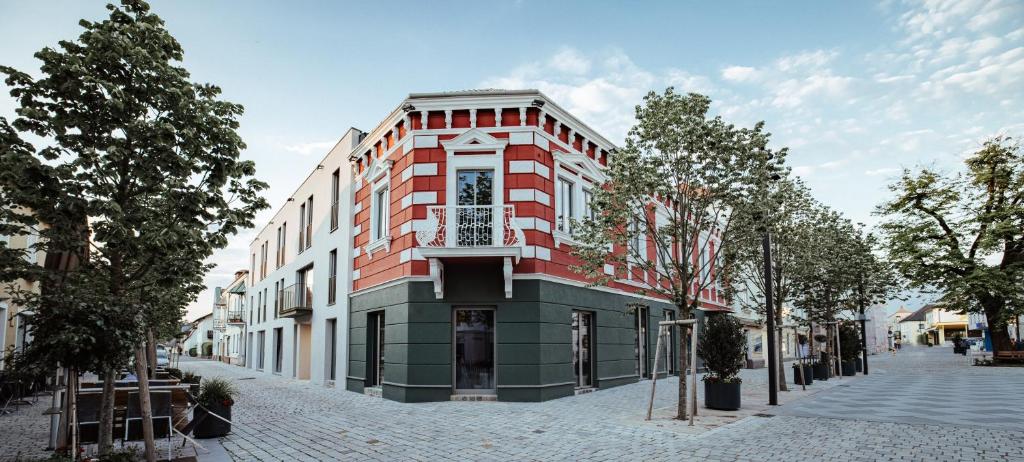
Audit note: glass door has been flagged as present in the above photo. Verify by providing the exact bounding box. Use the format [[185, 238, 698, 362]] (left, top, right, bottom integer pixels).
[[455, 170, 494, 246], [635, 306, 648, 378], [572, 311, 594, 388], [369, 311, 385, 387], [454, 308, 495, 393]]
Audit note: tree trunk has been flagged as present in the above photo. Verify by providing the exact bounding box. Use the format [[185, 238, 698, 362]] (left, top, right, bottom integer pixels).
[[147, 330, 158, 379], [676, 310, 689, 421], [776, 331, 788, 391], [97, 368, 116, 455], [981, 297, 1013, 351], [134, 346, 157, 462]]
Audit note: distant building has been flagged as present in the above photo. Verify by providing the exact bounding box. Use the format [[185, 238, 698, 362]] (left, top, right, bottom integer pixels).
[[899, 304, 974, 346], [887, 306, 912, 348], [211, 270, 248, 365], [181, 313, 214, 357], [0, 210, 46, 371]]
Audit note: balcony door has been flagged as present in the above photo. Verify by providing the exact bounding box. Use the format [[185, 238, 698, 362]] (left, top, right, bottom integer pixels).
[[455, 170, 494, 246], [454, 308, 495, 393]]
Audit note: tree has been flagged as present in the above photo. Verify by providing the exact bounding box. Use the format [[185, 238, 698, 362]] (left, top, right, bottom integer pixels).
[[725, 177, 816, 391], [789, 206, 859, 366], [0, 1, 268, 459], [877, 137, 1023, 351], [571, 89, 767, 420], [845, 225, 902, 368]]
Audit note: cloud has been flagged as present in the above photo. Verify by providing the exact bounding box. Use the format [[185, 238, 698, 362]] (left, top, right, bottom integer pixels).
[[721, 65, 759, 82], [865, 167, 901, 176], [481, 47, 708, 141], [282, 140, 336, 156], [775, 50, 837, 71], [770, 73, 855, 108], [548, 47, 591, 74], [874, 73, 916, 83]]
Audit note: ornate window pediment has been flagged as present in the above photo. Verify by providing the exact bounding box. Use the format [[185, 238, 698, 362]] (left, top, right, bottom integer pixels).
[[442, 128, 508, 156], [553, 150, 606, 183]]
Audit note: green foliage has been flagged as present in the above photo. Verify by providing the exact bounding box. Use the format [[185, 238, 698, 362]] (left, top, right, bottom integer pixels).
[[837, 324, 860, 361], [570, 88, 773, 318], [188, 347, 197, 357], [202, 341, 213, 357], [0, 0, 269, 376], [877, 136, 1023, 350], [697, 314, 746, 383], [181, 370, 199, 384], [198, 377, 237, 407]]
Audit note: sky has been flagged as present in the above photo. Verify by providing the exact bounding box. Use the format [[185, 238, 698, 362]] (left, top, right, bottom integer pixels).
[[1, 0, 1022, 321]]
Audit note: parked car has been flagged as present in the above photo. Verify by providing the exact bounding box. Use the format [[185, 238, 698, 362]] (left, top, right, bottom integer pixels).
[[156, 344, 170, 368]]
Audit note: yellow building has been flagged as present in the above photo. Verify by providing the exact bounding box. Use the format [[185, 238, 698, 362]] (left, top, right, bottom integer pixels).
[[0, 213, 46, 371]]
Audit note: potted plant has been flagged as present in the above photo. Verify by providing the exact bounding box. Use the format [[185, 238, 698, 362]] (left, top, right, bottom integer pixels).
[[182, 370, 202, 395], [838, 324, 859, 376], [697, 314, 745, 411], [194, 377, 237, 438], [815, 333, 831, 381]]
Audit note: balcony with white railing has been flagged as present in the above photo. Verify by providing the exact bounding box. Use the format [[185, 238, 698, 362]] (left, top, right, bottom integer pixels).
[[415, 205, 525, 255], [414, 204, 526, 299]]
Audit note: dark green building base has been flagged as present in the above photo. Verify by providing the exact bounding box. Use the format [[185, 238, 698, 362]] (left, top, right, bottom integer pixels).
[[347, 262, 690, 403]]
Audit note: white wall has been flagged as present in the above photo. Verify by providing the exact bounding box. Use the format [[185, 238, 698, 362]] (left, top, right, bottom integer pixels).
[[245, 129, 359, 385]]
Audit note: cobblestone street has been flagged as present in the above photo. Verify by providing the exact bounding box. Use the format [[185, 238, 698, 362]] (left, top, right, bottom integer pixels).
[[3, 346, 1022, 461], [161, 347, 1024, 461]]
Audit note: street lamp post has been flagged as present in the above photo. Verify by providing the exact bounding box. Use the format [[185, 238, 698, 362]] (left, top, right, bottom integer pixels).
[[761, 149, 781, 406], [764, 232, 778, 406]]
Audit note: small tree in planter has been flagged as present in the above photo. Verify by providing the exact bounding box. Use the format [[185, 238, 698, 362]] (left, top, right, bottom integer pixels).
[[838, 324, 859, 376], [697, 314, 746, 410], [194, 377, 237, 438], [812, 334, 830, 380]]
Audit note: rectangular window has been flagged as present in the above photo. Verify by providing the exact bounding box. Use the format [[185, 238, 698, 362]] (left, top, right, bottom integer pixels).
[[250, 253, 255, 285], [328, 249, 338, 305], [368, 311, 385, 387], [261, 241, 268, 279], [582, 188, 595, 221], [273, 281, 279, 319], [629, 219, 643, 258], [273, 327, 283, 374], [331, 169, 340, 231], [276, 226, 282, 268], [256, 292, 262, 323], [305, 196, 313, 249], [280, 222, 287, 266], [373, 186, 389, 241], [263, 288, 268, 321], [257, 331, 265, 370], [298, 202, 306, 251], [326, 318, 337, 381], [249, 296, 254, 326], [557, 177, 574, 232]]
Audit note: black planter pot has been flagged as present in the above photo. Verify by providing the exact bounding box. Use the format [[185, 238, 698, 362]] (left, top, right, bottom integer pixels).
[[841, 361, 856, 376], [855, 358, 863, 372], [188, 381, 201, 396], [812, 362, 830, 380], [792, 364, 813, 385], [194, 402, 232, 438], [704, 380, 741, 411]]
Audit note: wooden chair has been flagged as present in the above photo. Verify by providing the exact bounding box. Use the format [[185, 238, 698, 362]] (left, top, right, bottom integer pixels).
[[124, 391, 173, 461]]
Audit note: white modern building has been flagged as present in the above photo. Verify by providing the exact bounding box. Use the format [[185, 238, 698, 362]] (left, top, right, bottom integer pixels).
[[212, 270, 248, 365], [242, 128, 359, 385]]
